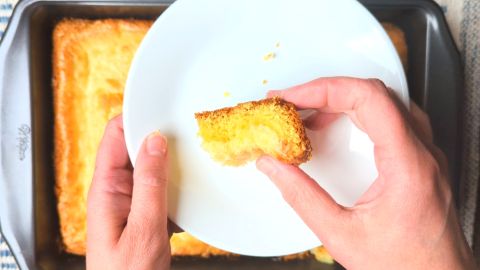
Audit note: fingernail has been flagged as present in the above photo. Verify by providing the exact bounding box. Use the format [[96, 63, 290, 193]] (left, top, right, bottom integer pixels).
[[256, 156, 278, 176], [147, 131, 167, 156]]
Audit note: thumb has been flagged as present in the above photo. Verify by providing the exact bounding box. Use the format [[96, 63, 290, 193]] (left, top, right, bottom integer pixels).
[[256, 156, 346, 243], [129, 131, 169, 237]]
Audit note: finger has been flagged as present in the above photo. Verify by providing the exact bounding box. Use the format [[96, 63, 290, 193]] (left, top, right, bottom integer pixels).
[[269, 77, 410, 149], [401, 101, 448, 177], [409, 101, 433, 144], [94, 115, 132, 171], [430, 145, 449, 177], [384, 89, 434, 146], [269, 77, 423, 181], [128, 131, 169, 241], [256, 156, 346, 243], [406, 102, 450, 181], [304, 111, 342, 130], [88, 115, 133, 247]]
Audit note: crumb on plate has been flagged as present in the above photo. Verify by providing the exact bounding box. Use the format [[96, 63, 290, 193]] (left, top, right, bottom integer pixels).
[[263, 52, 276, 61]]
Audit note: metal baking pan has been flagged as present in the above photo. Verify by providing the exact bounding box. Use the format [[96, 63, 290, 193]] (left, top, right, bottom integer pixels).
[[0, 0, 462, 269]]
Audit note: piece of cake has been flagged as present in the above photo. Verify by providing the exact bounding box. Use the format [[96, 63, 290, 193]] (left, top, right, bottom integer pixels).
[[195, 97, 312, 166], [53, 18, 153, 255]]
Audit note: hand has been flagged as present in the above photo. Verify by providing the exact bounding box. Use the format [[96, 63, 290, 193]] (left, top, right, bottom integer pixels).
[[86, 115, 171, 270], [257, 77, 477, 270]]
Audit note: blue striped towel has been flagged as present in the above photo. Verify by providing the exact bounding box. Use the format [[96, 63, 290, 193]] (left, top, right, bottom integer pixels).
[[0, 0, 16, 39], [0, 236, 18, 270]]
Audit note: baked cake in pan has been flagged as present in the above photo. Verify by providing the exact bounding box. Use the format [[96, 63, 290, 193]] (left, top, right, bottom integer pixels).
[[53, 18, 407, 262], [53, 18, 153, 255]]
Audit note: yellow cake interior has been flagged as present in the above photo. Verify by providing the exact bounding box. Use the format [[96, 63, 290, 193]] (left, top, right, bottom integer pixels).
[[195, 98, 312, 166]]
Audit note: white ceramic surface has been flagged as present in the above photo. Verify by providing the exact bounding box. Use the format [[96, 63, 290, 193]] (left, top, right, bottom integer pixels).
[[124, 0, 408, 256]]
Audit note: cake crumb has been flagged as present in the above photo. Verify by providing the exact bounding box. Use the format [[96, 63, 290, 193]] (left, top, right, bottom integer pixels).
[[223, 91, 231, 97], [262, 79, 268, 85], [263, 52, 276, 61], [275, 42, 280, 48]]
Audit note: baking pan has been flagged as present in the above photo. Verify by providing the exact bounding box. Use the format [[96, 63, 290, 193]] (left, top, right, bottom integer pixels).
[[0, 0, 462, 269]]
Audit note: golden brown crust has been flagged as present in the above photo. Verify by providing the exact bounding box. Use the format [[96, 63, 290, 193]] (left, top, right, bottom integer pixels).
[[382, 22, 408, 70], [53, 19, 152, 255], [280, 251, 312, 261], [195, 97, 312, 165], [170, 233, 235, 258], [310, 246, 334, 264]]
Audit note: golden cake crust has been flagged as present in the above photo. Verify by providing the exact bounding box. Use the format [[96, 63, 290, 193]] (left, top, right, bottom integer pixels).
[[53, 19, 152, 255], [382, 22, 408, 70], [170, 233, 234, 258]]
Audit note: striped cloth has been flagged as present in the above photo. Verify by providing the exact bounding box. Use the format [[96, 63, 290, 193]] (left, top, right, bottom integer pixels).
[[0, 237, 18, 270], [0, 0, 17, 37], [0, 0, 479, 268]]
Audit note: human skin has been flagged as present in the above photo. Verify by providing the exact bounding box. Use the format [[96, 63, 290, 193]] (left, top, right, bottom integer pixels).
[[257, 77, 477, 270], [86, 77, 477, 270], [86, 116, 170, 270]]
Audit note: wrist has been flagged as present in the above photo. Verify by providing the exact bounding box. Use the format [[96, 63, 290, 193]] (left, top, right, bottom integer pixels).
[[416, 221, 476, 270]]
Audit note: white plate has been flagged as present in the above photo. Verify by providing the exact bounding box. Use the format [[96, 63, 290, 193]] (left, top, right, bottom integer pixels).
[[124, 0, 408, 257]]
